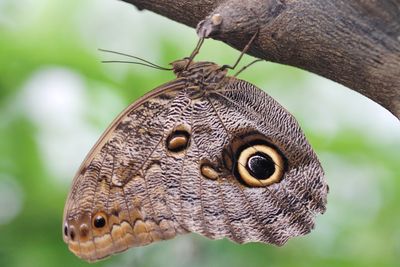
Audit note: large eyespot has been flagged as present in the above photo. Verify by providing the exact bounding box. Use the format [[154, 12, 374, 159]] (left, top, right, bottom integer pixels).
[[236, 144, 285, 187], [92, 212, 108, 229], [166, 125, 191, 153]]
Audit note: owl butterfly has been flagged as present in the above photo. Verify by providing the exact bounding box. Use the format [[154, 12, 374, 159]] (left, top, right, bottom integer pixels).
[[62, 35, 328, 262]]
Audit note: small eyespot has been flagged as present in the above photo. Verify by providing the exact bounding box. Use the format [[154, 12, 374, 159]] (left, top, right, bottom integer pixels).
[[111, 209, 119, 217], [64, 224, 68, 237], [79, 224, 89, 238], [94, 216, 106, 228], [236, 144, 285, 187], [93, 212, 107, 229], [69, 227, 76, 241], [166, 127, 191, 153], [200, 163, 219, 180]]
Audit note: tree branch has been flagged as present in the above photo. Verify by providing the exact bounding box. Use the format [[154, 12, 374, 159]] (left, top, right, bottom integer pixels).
[[120, 0, 400, 118]]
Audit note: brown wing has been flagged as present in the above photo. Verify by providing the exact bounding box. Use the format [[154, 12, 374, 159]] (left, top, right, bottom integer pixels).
[[63, 75, 328, 262], [62, 78, 189, 261]]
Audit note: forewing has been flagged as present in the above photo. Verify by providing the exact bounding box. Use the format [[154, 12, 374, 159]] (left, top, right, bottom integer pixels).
[[63, 79, 190, 261]]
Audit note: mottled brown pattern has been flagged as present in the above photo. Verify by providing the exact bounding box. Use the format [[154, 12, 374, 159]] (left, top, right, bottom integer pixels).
[[63, 59, 328, 262]]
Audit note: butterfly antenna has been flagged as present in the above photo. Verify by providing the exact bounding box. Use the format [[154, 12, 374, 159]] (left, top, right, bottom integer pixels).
[[99, 49, 173, 71], [233, 59, 264, 77], [220, 30, 259, 71], [184, 37, 205, 70]]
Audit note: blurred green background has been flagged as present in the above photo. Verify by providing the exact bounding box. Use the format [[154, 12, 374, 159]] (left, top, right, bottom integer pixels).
[[0, 0, 399, 266]]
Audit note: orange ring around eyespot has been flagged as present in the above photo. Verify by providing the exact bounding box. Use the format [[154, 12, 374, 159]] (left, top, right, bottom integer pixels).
[[237, 144, 284, 187]]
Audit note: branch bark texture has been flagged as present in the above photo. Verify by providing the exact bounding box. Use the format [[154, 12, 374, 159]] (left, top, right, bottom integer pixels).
[[120, 0, 400, 118]]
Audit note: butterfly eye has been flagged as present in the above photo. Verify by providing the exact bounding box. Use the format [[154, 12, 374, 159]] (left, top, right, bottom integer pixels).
[[236, 144, 285, 187], [166, 128, 190, 153], [93, 212, 107, 229]]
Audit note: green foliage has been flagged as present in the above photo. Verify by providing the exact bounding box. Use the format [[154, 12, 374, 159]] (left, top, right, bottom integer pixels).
[[0, 1, 399, 267]]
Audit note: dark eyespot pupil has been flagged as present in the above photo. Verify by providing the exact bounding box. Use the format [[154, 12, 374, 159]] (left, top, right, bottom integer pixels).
[[70, 229, 75, 240], [64, 225, 68, 236], [94, 216, 106, 228], [247, 152, 275, 179]]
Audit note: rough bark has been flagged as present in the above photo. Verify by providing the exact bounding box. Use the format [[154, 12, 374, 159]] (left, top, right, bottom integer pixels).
[[120, 0, 400, 118]]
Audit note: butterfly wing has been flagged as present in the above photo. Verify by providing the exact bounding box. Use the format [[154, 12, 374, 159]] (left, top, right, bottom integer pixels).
[[63, 78, 189, 261], [63, 75, 328, 262], [201, 78, 328, 240]]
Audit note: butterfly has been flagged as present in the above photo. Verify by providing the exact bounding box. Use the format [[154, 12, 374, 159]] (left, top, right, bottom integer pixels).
[[62, 36, 328, 262]]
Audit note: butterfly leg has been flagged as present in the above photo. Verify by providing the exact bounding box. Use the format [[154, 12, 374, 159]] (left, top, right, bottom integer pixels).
[[233, 59, 264, 77], [184, 37, 205, 69], [220, 30, 259, 71]]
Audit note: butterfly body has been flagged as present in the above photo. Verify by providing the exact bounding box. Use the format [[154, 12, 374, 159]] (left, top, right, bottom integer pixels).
[[63, 58, 328, 262]]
